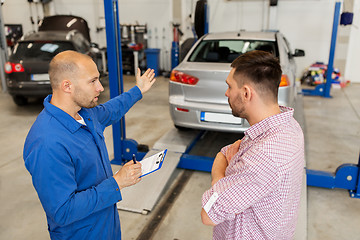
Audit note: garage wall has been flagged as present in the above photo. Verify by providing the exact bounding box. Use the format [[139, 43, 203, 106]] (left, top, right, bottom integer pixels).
[[49, 0, 172, 50], [1, 1, 39, 34], [180, 0, 332, 78], [344, 0, 360, 83], [181, 0, 358, 82], [2, 0, 359, 82], [2, 0, 173, 70]]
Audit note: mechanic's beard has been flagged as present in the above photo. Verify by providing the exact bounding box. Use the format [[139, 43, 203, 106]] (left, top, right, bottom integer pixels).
[[74, 94, 97, 109], [83, 101, 97, 108]]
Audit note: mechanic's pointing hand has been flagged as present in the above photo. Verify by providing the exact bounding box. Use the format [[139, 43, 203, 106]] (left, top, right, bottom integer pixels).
[[136, 68, 156, 94], [113, 161, 142, 189]]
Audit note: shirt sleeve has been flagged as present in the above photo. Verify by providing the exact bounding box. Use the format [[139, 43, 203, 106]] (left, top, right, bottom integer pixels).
[[220, 144, 231, 155], [93, 86, 142, 127], [202, 147, 279, 225], [24, 138, 122, 227]]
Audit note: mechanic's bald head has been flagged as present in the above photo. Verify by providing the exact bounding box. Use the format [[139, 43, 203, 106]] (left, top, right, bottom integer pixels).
[[49, 50, 92, 90]]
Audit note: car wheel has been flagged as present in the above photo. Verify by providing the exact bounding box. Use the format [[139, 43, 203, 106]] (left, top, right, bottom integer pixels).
[[194, 0, 206, 38], [13, 95, 28, 106], [180, 38, 196, 62]]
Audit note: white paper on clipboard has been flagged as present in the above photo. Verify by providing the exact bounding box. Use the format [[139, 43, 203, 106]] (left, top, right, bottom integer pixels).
[[140, 149, 167, 177]]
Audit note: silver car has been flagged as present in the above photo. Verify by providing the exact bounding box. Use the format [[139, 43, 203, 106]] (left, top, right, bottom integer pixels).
[[169, 31, 304, 133]]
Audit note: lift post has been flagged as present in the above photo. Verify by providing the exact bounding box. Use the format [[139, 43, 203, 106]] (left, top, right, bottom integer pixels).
[[103, 0, 148, 164], [302, 1, 341, 98]]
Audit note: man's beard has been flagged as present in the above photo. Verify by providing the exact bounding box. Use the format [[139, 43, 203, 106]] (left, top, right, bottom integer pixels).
[[82, 100, 97, 108], [231, 106, 245, 118], [229, 98, 246, 119], [74, 92, 98, 109]]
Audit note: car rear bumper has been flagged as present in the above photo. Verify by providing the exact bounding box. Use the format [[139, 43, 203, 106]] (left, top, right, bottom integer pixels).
[[169, 95, 250, 133], [7, 80, 52, 97]]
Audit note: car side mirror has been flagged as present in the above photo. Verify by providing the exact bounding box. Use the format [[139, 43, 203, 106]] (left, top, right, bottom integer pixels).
[[292, 49, 305, 57]]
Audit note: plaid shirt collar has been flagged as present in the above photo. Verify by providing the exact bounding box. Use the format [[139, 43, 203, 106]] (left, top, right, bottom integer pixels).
[[245, 106, 294, 140]]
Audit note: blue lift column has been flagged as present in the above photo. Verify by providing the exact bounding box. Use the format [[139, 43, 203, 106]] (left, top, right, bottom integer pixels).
[[204, 0, 209, 35], [302, 1, 341, 98], [103, 0, 148, 164]]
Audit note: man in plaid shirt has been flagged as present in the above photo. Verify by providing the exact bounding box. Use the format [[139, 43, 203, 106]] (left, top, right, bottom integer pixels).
[[201, 50, 305, 240]]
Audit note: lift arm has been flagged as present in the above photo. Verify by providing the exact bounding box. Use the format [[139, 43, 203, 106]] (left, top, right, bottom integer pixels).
[[307, 154, 360, 198]]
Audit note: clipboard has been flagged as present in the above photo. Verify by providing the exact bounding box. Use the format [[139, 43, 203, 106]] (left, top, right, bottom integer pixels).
[[140, 149, 167, 177]]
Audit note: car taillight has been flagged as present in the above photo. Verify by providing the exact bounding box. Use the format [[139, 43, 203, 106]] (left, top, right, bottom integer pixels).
[[4, 62, 25, 74], [175, 107, 189, 112], [279, 74, 289, 87], [4, 62, 12, 74], [170, 70, 199, 85], [14, 63, 25, 72]]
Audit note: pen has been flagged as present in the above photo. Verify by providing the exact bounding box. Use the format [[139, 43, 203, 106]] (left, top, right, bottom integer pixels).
[[132, 154, 137, 164]]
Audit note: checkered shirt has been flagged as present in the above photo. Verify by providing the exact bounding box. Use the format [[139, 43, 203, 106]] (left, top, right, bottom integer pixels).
[[202, 106, 305, 240]]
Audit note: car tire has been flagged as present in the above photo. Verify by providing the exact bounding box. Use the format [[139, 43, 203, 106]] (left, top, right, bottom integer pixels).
[[180, 38, 196, 62], [194, 0, 206, 38], [13, 95, 28, 106]]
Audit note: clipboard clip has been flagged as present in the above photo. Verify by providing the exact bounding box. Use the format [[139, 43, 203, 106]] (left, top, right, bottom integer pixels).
[[156, 153, 165, 164]]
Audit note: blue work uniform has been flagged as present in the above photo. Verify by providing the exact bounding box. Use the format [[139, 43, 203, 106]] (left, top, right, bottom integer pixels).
[[23, 86, 142, 240]]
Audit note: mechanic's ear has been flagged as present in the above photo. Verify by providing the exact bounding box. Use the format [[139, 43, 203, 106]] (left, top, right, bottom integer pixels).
[[61, 80, 73, 93]]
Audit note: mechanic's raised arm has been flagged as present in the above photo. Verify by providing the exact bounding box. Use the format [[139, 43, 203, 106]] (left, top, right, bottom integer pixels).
[[136, 68, 156, 94], [94, 68, 156, 127]]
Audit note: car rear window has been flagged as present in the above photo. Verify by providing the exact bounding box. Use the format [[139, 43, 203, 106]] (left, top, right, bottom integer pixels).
[[11, 41, 76, 61], [188, 40, 278, 63]]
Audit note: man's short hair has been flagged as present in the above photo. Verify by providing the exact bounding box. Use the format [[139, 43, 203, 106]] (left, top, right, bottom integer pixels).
[[48, 50, 91, 90], [230, 50, 282, 101]]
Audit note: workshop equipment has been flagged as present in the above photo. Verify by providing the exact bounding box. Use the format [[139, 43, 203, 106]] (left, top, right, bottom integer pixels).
[[144, 48, 160, 76], [171, 23, 180, 69]]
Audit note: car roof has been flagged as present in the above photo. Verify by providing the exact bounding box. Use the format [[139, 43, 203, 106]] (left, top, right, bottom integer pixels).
[[202, 31, 278, 41], [19, 31, 77, 42]]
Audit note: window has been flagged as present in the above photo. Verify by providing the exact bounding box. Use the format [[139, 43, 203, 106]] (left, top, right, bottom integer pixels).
[[12, 41, 76, 60], [188, 40, 278, 63]]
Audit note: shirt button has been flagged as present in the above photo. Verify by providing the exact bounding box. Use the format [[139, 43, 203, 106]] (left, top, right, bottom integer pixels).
[[88, 118, 91, 121], [116, 188, 119, 191]]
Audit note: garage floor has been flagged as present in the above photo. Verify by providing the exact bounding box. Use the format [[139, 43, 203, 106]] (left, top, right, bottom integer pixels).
[[0, 75, 359, 240]]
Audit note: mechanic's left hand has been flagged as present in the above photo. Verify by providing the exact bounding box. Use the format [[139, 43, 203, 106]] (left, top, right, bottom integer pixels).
[[136, 68, 156, 94]]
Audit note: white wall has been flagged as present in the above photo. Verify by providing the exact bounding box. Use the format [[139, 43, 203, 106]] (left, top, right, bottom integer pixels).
[[2, 1, 37, 33], [344, 0, 360, 83], [203, 0, 337, 79], [180, 0, 359, 81], [2, 0, 358, 81], [2, 0, 173, 70]]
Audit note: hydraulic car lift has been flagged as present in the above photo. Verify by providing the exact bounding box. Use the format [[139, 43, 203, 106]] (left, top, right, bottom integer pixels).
[[302, 1, 341, 98], [103, 0, 359, 215]]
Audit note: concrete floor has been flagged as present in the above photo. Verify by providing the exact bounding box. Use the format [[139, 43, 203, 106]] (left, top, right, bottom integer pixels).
[[0, 75, 360, 240]]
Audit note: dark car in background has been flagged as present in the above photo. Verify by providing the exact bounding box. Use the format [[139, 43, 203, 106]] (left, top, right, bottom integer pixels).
[[4, 15, 102, 105]]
